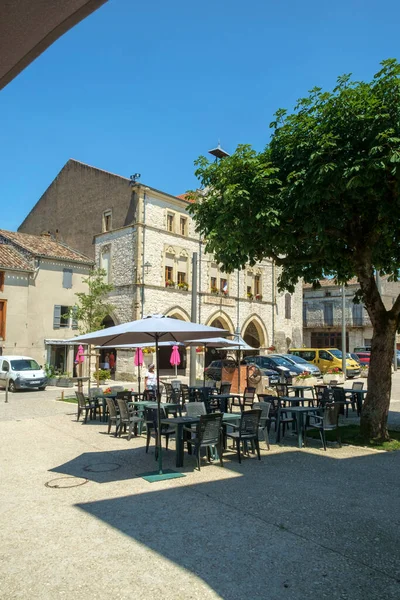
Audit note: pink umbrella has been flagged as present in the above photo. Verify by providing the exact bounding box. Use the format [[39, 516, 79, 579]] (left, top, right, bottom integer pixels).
[[134, 347, 144, 395], [75, 345, 85, 386], [170, 345, 181, 377]]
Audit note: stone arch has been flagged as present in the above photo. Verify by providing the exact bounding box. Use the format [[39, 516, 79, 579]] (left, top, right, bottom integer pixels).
[[164, 306, 191, 321], [101, 311, 120, 328], [205, 310, 235, 334], [241, 314, 268, 349]]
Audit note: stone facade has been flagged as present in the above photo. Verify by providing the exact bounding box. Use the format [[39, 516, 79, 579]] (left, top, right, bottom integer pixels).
[[303, 278, 400, 351]]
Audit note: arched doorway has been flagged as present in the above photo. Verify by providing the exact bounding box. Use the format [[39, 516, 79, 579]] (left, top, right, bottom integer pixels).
[[242, 319, 266, 358], [204, 316, 233, 368], [100, 315, 116, 375]]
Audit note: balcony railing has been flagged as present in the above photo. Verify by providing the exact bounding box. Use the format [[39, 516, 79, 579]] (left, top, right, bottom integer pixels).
[[304, 316, 371, 328]]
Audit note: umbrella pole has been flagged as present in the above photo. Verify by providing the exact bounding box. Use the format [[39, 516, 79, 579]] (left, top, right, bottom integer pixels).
[[156, 336, 163, 475], [203, 344, 207, 388], [138, 363, 141, 396]]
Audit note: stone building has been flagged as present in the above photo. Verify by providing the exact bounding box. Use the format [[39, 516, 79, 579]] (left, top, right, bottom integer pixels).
[[303, 277, 400, 351], [0, 230, 93, 371], [18, 159, 303, 379]]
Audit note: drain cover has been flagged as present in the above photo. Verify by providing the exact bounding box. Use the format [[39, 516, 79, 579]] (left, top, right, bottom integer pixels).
[[82, 462, 121, 473], [45, 476, 88, 489]]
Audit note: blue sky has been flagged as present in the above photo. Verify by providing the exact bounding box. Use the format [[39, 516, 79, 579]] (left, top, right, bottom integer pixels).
[[1, 0, 399, 231]]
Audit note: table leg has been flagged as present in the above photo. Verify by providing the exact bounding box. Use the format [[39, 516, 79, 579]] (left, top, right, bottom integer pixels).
[[176, 423, 184, 468], [297, 412, 304, 448], [276, 408, 281, 443]]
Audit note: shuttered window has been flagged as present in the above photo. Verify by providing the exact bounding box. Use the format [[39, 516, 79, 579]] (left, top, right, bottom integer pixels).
[[324, 302, 333, 326], [62, 268, 73, 289], [285, 294, 292, 319], [303, 303, 308, 326], [72, 306, 79, 330], [54, 305, 70, 329], [53, 305, 61, 329], [352, 302, 363, 326]]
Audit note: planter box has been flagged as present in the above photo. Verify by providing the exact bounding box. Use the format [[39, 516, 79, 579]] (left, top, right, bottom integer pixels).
[[292, 376, 318, 387], [56, 378, 74, 388], [360, 370, 368, 378], [47, 377, 57, 386], [323, 373, 345, 385]]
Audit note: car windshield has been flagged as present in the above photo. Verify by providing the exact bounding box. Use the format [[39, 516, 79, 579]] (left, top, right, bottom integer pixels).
[[329, 349, 343, 359], [284, 355, 308, 365], [268, 356, 293, 366], [10, 359, 41, 371]]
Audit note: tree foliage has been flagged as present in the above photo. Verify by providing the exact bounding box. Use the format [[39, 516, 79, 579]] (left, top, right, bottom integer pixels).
[[188, 59, 400, 440], [70, 268, 114, 334]]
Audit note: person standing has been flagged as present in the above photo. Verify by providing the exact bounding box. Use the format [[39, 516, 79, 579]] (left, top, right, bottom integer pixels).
[[145, 363, 157, 392], [109, 352, 116, 377], [104, 353, 110, 370]]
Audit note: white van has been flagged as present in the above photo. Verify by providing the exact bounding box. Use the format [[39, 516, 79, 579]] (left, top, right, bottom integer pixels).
[[0, 356, 47, 392]]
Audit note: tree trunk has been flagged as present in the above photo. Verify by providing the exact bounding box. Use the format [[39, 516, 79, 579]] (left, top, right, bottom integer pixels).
[[360, 315, 395, 441]]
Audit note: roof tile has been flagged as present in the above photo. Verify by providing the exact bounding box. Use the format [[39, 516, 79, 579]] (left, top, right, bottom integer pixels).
[[0, 230, 93, 264], [0, 245, 33, 271]]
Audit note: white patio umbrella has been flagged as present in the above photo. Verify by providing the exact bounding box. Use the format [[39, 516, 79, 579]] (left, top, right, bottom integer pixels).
[[68, 314, 228, 481], [183, 337, 239, 386]]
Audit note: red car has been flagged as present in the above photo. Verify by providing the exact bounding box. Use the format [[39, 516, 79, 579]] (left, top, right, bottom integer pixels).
[[355, 352, 370, 365]]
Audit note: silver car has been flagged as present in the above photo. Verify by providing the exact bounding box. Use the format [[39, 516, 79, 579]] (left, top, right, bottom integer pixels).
[[279, 354, 321, 377]]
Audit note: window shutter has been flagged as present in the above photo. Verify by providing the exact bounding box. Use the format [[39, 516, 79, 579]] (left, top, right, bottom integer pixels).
[[62, 268, 73, 289], [352, 303, 363, 326], [71, 306, 79, 330], [303, 303, 307, 326], [53, 305, 61, 329], [324, 302, 333, 326], [285, 294, 292, 319]]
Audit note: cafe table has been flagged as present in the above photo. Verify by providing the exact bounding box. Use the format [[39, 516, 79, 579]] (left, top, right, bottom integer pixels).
[[161, 413, 241, 468], [276, 405, 322, 448], [341, 388, 368, 415], [217, 393, 243, 412], [130, 400, 181, 434]]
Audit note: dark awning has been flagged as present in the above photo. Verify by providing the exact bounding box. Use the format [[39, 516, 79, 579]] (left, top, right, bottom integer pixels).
[[0, 0, 107, 90]]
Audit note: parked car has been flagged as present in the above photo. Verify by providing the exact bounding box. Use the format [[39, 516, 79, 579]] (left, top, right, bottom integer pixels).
[[355, 352, 371, 366], [243, 355, 304, 382], [0, 356, 47, 392], [348, 352, 362, 364], [289, 348, 360, 378], [278, 353, 321, 377]]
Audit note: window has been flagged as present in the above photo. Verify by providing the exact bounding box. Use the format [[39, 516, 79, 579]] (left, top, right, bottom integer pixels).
[[177, 271, 186, 284], [352, 302, 363, 326], [103, 210, 112, 232], [0, 271, 4, 292], [2, 360, 10, 372], [285, 293, 292, 319], [303, 303, 308, 327], [210, 276, 217, 290], [220, 278, 228, 294], [247, 285, 252, 295], [254, 275, 261, 296], [167, 213, 174, 232], [0, 300, 6, 339], [177, 254, 188, 286], [100, 247, 111, 282], [324, 302, 333, 326], [180, 217, 187, 236], [165, 265, 173, 284], [54, 305, 71, 329], [319, 350, 332, 361], [62, 268, 73, 289]]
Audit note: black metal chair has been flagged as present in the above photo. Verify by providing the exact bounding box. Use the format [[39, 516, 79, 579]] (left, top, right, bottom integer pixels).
[[225, 409, 262, 464], [242, 386, 256, 409], [219, 382, 232, 395], [345, 381, 364, 414], [305, 402, 341, 450], [105, 397, 119, 435], [180, 384, 190, 406], [276, 383, 288, 397], [183, 413, 224, 470]]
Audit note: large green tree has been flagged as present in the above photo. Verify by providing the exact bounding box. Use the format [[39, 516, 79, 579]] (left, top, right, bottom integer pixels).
[[188, 59, 400, 441]]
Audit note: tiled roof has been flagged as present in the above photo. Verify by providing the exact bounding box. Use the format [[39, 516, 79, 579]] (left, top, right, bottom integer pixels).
[[0, 244, 33, 271], [177, 192, 195, 203], [0, 230, 93, 264], [303, 277, 359, 289]]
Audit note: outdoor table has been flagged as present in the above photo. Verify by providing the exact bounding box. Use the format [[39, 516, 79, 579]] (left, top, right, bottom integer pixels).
[[279, 395, 315, 407], [276, 406, 321, 448], [161, 413, 241, 467], [286, 385, 315, 399], [341, 388, 368, 415], [130, 400, 181, 434], [218, 393, 242, 412]]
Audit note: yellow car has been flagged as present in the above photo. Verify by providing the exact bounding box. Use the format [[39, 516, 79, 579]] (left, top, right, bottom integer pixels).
[[289, 348, 360, 378]]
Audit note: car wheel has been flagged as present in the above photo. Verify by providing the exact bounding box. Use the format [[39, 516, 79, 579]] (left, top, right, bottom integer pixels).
[[38, 387, 46, 391], [8, 380, 16, 393]]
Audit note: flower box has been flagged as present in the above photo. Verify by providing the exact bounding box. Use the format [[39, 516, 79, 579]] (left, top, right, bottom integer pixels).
[[323, 373, 345, 385], [165, 280, 175, 288], [292, 376, 318, 387], [255, 294, 263, 301]]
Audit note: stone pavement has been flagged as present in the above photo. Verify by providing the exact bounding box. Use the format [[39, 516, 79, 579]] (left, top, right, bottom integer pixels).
[[0, 378, 400, 599]]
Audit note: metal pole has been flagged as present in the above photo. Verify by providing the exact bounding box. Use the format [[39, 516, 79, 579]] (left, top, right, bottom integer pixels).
[[5, 373, 9, 403], [155, 335, 163, 474], [341, 285, 347, 380], [190, 252, 198, 386]]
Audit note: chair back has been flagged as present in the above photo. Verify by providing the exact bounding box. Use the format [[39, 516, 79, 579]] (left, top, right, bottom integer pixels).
[[314, 385, 326, 402], [239, 409, 262, 436], [329, 380, 338, 387], [75, 391, 87, 409], [110, 385, 125, 393], [144, 406, 167, 432], [143, 388, 157, 401], [332, 387, 346, 403], [352, 382, 364, 390], [180, 384, 190, 404], [243, 386, 256, 407], [276, 384, 288, 397], [252, 401, 271, 421], [163, 382, 176, 402], [89, 387, 103, 399], [105, 397, 117, 418], [323, 402, 341, 427], [116, 391, 131, 402], [186, 402, 206, 417], [219, 382, 232, 395], [116, 398, 130, 421], [198, 413, 223, 445]]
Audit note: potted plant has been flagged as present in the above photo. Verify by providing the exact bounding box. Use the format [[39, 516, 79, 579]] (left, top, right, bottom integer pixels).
[[93, 369, 111, 383], [56, 372, 74, 388], [360, 364, 369, 378], [255, 293, 263, 301], [165, 280, 175, 288], [323, 367, 345, 384], [177, 281, 189, 291], [292, 372, 318, 387], [247, 291, 253, 300], [44, 363, 57, 385]]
